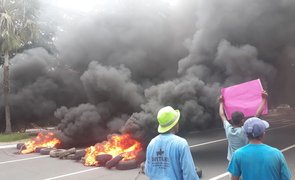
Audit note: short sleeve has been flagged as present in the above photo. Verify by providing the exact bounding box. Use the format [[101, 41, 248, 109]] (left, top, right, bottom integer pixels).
[[227, 152, 241, 177], [223, 121, 231, 134], [279, 152, 292, 180]]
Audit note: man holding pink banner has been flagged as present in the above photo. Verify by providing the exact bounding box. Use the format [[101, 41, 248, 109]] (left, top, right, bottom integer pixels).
[[221, 79, 268, 119], [218, 79, 268, 161]]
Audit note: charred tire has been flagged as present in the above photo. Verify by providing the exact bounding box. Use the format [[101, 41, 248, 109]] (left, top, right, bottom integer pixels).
[[40, 148, 54, 155], [35, 147, 46, 153], [58, 148, 76, 159], [116, 159, 138, 170], [16, 143, 26, 150], [80, 157, 85, 164], [66, 154, 78, 160], [68, 150, 85, 160], [75, 149, 86, 159], [135, 151, 146, 165], [105, 155, 124, 169], [96, 154, 113, 166], [49, 149, 67, 158]]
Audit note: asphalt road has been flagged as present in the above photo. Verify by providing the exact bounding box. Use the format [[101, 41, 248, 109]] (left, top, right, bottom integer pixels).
[[0, 110, 294, 180]]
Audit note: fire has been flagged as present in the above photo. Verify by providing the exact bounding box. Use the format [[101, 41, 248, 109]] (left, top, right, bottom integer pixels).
[[21, 131, 61, 154], [84, 134, 142, 166]]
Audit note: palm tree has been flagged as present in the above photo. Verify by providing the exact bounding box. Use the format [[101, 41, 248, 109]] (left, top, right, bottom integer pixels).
[[1, 0, 39, 132]]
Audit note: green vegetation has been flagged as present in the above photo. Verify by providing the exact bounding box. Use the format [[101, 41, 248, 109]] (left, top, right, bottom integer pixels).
[[1, 0, 41, 133], [0, 132, 34, 142]]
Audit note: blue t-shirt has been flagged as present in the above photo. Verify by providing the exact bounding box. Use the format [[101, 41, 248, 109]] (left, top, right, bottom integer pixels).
[[228, 143, 292, 180], [224, 121, 248, 161], [145, 133, 199, 180]]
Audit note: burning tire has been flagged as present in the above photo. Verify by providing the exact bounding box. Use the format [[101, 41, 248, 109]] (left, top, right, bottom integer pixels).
[[16, 143, 26, 150], [115, 151, 145, 170], [35, 147, 46, 153], [74, 149, 86, 160], [96, 154, 113, 166], [115, 159, 138, 170], [49, 149, 67, 158], [105, 155, 124, 169], [135, 151, 146, 165], [40, 148, 54, 155], [80, 157, 85, 164]]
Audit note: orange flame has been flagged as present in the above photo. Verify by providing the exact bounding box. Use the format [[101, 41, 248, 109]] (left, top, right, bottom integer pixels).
[[21, 131, 61, 154], [84, 134, 142, 166]]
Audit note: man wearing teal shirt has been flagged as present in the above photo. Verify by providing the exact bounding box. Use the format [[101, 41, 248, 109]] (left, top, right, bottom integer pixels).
[[228, 117, 292, 180], [144, 106, 199, 180]]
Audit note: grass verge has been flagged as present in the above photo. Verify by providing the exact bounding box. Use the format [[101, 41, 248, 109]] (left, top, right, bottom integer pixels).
[[0, 133, 35, 142]]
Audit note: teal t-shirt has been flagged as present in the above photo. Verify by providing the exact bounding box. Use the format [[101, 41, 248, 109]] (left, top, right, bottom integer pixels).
[[223, 121, 248, 161], [228, 144, 292, 180], [145, 133, 199, 180]]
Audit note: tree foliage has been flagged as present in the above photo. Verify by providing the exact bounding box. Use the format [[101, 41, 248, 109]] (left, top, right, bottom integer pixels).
[[0, 0, 43, 60], [0, 0, 41, 132]]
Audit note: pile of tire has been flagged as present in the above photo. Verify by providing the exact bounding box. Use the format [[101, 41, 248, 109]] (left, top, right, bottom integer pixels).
[[92, 150, 146, 170], [49, 148, 85, 160], [16, 143, 54, 155], [16, 143, 146, 171]]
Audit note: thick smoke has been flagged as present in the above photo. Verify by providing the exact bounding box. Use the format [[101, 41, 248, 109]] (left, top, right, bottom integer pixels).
[[1, 0, 295, 145]]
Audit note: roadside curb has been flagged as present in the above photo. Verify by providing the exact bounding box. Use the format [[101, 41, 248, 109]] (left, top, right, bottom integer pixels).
[[0, 139, 28, 149], [0, 144, 16, 149]]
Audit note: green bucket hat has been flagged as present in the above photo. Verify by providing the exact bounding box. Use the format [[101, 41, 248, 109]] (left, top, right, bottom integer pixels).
[[157, 106, 180, 133]]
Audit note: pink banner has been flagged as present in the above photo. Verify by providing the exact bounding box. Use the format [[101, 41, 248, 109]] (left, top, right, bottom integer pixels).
[[221, 79, 268, 120]]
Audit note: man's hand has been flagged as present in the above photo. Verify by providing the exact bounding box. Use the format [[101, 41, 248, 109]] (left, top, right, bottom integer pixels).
[[262, 90, 268, 99], [219, 95, 227, 122], [218, 96, 224, 104], [255, 90, 268, 117]]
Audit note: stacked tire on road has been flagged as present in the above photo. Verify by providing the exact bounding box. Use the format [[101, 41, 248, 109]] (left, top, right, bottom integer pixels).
[[49, 148, 82, 160], [16, 144, 146, 171], [115, 150, 146, 170], [40, 148, 54, 155], [96, 154, 113, 166], [105, 155, 124, 169], [16, 143, 26, 150], [98, 151, 146, 170], [49, 149, 67, 157]]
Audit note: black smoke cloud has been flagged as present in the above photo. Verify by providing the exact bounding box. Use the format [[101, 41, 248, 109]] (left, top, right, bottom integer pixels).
[[1, 0, 294, 145]]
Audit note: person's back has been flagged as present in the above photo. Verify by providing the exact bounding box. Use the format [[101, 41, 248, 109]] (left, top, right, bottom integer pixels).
[[229, 143, 291, 180], [228, 117, 292, 180], [219, 91, 268, 161], [145, 133, 197, 180], [144, 106, 199, 180], [224, 121, 248, 160]]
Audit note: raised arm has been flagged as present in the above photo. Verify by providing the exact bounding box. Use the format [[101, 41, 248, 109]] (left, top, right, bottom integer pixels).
[[255, 90, 268, 117], [219, 96, 228, 122]]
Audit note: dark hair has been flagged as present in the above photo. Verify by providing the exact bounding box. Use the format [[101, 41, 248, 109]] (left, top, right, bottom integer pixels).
[[231, 111, 244, 125]]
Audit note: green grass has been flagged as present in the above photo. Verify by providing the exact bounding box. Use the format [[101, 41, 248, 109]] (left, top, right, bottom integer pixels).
[[0, 133, 35, 142]]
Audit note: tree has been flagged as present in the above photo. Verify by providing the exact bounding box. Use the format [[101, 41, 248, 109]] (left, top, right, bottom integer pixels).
[[0, 0, 40, 132]]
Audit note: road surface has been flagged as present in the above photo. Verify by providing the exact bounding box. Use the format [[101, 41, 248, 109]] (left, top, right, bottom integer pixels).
[[0, 110, 294, 180]]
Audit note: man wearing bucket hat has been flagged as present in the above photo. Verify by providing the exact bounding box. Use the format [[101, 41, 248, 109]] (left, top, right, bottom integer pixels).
[[144, 106, 199, 180], [228, 117, 292, 180]]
